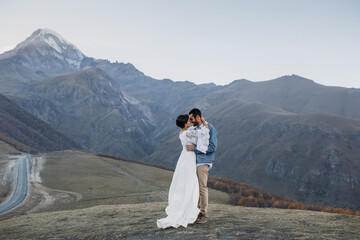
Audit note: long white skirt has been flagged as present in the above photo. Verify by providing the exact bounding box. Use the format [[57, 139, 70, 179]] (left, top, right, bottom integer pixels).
[[157, 150, 200, 228]]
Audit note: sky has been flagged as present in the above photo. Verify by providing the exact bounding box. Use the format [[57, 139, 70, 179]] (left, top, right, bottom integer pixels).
[[0, 0, 359, 88]]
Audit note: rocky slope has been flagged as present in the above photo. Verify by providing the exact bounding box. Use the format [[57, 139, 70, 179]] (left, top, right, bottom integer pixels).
[[11, 68, 155, 158], [80, 57, 219, 144], [0, 58, 42, 95], [0, 93, 81, 153]]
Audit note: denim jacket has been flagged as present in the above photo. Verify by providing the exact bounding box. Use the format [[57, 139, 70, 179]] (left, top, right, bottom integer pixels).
[[194, 124, 218, 165]]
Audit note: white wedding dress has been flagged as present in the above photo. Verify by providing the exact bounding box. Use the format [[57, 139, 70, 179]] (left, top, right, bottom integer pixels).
[[157, 126, 210, 229]]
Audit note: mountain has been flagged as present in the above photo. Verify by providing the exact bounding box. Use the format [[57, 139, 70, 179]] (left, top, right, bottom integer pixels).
[[0, 29, 220, 149], [142, 75, 360, 210], [0, 93, 81, 153], [0, 29, 84, 77], [11, 67, 155, 159], [0, 29, 85, 95], [147, 99, 360, 210], [80, 57, 219, 144], [199, 75, 360, 119], [1, 29, 360, 210], [0, 58, 42, 95]]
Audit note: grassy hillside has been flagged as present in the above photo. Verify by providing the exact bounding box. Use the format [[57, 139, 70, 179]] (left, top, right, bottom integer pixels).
[[40, 151, 229, 211], [1, 145, 359, 239], [0, 202, 359, 239]]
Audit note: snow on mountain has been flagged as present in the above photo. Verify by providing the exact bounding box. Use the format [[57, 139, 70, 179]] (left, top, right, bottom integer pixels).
[[15, 28, 83, 58], [0, 29, 86, 75]]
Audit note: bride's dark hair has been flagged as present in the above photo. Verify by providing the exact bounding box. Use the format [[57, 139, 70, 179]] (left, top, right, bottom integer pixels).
[[176, 114, 189, 128]]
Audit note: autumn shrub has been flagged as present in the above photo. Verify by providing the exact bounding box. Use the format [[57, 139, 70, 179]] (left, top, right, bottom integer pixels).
[[208, 176, 359, 216]]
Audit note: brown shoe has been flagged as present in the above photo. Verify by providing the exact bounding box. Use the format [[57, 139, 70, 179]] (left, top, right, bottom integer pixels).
[[195, 213, 207, 224]]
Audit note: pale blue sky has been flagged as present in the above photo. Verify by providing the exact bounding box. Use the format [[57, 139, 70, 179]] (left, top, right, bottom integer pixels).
[[1, 0, 359, 88]]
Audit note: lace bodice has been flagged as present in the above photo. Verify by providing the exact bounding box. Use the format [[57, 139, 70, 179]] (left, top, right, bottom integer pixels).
[[179, 126, 210, 153]]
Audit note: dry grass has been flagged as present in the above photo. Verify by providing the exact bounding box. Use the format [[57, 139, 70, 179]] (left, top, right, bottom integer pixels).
[[1, 148, 360, 239], [40, 150, 230, 211], [0, 202, 359, 239]]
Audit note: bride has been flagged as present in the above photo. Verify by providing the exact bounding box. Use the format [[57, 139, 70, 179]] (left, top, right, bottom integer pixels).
[[157, 114, 210, 229]]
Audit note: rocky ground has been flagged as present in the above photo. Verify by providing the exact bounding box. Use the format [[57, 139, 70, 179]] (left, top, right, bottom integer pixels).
[[1, 202, 359, 239]]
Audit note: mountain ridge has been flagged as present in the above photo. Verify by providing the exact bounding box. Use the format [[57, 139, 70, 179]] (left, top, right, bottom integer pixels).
[[1, 29, 359, 210], [11, 67, 156, 158]]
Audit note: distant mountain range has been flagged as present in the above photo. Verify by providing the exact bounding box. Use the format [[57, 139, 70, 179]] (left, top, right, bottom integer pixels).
[[0, 29, 359, 210], [147, 99, 360, 210]]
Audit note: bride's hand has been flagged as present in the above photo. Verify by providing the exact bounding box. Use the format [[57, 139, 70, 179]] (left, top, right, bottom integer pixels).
[[186, 144, 195, 151], [201, 116, 209, 129]]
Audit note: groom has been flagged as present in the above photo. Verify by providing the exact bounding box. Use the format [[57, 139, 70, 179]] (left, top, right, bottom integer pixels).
[[186, 108, 218, 224]]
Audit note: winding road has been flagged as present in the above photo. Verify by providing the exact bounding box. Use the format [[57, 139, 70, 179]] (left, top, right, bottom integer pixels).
[[0, 155, 29, 215]]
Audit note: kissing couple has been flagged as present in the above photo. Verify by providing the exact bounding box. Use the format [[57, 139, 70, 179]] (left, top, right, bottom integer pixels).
[[157, 108, 218, 228]]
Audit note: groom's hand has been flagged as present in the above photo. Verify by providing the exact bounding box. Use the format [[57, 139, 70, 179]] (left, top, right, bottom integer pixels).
[[186, 144, 195, 151]]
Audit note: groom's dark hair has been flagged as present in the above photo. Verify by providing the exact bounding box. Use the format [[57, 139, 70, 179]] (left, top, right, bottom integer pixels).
[[176, 114, 189, 128], [189, 108, 202, 118]]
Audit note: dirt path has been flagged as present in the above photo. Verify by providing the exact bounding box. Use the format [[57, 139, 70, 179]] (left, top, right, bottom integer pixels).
[[26, 155, 82, 213]]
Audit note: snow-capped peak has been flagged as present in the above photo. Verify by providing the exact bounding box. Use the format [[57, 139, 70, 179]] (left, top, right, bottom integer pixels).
[[0, 28, 87, 73], [11, 28, 84, 60], [33, 28, 72, 45]]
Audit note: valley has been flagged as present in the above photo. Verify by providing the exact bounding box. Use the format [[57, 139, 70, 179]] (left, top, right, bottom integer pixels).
[[0, 142, 359, 239], [0, 141, 229, 218], [0, 28, 359, 216]]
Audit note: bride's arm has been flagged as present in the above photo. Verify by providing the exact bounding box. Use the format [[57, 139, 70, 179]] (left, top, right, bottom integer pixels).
[[185, 129, 197, 144], [185, 117, 209, 153], [201, 116, 209, 129], [194, 119, 210, 153]]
